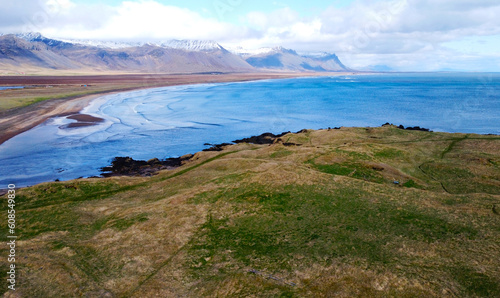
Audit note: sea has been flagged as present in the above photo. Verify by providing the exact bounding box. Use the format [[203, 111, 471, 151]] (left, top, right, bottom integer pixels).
[[0, 86, 25, 90], [1, 73, 499, 187]]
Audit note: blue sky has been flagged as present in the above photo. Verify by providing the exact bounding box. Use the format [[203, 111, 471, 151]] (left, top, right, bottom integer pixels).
[[1, 0, 499, 71], [78, 0, 355, 19]]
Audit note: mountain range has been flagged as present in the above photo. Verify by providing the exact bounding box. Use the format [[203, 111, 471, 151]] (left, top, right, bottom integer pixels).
[[0, 33, 349, 74]]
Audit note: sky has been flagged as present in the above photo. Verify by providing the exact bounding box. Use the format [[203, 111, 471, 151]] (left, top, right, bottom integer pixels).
[[1, 0, 500, 71]]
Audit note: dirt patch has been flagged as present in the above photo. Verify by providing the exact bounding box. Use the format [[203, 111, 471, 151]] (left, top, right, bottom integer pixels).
[[67, 114, 105, 123], [62, 113, 105, 129]]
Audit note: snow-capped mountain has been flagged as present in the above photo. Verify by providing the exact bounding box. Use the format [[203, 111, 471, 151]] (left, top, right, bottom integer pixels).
[[58, 38, 225, 52], [14, 32, 69, 47], [0, 32, 350, 73], [57, 38, 143, 49], [0, 33, 252, 73], [153, 40, 225, 52], [229, 46, 303, 57], [10, 32, 226, 52], [228, 46, 279, 57]]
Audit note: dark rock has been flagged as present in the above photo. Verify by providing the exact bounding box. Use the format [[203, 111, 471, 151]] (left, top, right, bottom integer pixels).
[[396, 125, 431, 132], [203, 143, 233, 151], [406, 126, 430, 132], [101, 154, 193, 177], [147, 158, 162, 165], [233, 131, 290, 145]]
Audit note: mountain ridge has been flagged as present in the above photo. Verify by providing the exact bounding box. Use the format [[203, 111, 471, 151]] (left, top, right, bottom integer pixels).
[[0, 33, 349, 74]]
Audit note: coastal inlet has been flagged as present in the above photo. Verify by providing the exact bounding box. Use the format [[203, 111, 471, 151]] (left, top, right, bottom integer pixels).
[[0, 73, 499, 187]]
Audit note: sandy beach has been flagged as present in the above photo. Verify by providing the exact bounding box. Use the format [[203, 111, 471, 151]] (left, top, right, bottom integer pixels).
[[0, 72, 350, 145]]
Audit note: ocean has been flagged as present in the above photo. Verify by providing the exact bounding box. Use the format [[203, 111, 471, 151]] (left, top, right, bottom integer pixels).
[[0, 86, 25, 90], [1, 73, 499, 187]]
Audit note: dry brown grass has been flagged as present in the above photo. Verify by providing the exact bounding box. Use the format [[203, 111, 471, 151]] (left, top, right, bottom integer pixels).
[[1, 126, 499, 297]]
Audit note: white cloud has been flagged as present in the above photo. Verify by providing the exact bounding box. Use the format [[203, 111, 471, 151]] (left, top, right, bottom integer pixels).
[[1, 0, 499, 70], [235, 0, 500, 70], [1, 0, 246, 42], [97, 1, 238, 41]]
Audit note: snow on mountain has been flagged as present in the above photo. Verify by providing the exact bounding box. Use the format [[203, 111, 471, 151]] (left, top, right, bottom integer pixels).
[[14, 32, 71, 47], [8, 32, 225, 52], [0, 32, 350, 73], [57, 37, 224, 52], [230, 46, 336, 59], [299, 51, 334, 58], [57, 38, 143, 49], [0, 32, 254, 73], [58, 38, 225, 52], [14, 32, 44, 41], [153, 40, 224, 52], [228, 46, 276, 56], [228, 46, 300, 57]]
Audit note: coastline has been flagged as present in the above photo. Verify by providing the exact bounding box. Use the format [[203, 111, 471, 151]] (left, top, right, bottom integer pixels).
[[0, 72, 351, 145]]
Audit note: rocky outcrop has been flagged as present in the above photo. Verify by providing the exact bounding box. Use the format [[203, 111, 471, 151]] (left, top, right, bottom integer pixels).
[[233, 132, 291, 145], [382, 123, 431, 132], [101, 155, 193, 177]]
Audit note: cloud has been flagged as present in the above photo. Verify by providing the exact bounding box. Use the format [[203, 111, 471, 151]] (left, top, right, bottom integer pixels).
[[0, 0, 499, 70], [0, 0, 247, 42], [0, 0, 50, 31], [246, 7, 299, 29], [84, 1, 242, 41], [237, 0, 500, 70], [0, 0, 115, 36]]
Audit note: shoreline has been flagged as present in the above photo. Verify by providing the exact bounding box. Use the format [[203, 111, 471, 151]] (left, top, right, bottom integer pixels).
[[1, 124, 497, 192], [0, 72, 351, 145]]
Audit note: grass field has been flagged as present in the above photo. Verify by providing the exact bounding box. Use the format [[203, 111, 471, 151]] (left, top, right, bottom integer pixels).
[[1, 126, 499, 297]]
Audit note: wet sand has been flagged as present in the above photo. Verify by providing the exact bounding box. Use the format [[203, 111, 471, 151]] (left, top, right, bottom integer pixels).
[[65, 114, 105, 128], [0, 93, 105, 145], [0, 72, 351, 145]]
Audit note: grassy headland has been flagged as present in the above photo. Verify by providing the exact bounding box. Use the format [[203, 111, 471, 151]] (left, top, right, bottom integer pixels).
[[1, 126, 499, 296]]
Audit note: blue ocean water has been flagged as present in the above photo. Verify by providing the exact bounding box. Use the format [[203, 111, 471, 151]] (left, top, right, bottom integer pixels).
[[1, 73, 499, 187], [0, 86, 25, 90]]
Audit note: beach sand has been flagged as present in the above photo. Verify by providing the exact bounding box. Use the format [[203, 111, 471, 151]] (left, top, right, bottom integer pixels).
[[0, 72, 352, 145], [0, 93, 104, 145]]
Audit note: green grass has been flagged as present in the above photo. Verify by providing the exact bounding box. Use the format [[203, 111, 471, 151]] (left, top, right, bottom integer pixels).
[[308, 160, 386, 184], [1, 127, 499, 296], [16, 181, 130, 210], [109, 213, 150, 231], [374, 148, 406, 159], [402, 179, 420, 188], [334, 148, 373, 161], [187, 184, 484, 296], [449, 265, 500, 296], [271, 150, 293, 158], [1, 92, 100, 111], [421, 162, 499, 194]]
